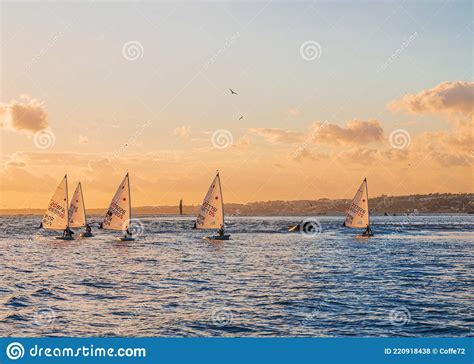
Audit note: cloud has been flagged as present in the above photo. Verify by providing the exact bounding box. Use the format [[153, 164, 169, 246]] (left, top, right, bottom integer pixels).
[[78, 135, 89, 144], [0, 96, 49, 133], [387, 81, 473, 167], [233, 134, 251, 150], [287, 107, 301, 116], [311, 119, 384, 145], [289, 146, 326, 162], [249, 120, 384, 146], [0, 164, 55, 194], [388, 81, 473, 117], [412, 127, 473, 167], [249, 128, 305, 144], [173, 126, 191, 139]]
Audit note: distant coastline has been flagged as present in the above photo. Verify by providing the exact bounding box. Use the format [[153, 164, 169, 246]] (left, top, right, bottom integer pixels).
[[1, 193, 472, 216]]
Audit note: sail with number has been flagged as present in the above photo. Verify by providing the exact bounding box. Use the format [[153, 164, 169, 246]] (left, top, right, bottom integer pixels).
[[196, 172, 224, 230], [102, 173, 131, 231], [42, 175, 69, 230], [344, 178, 370, 228], [69, 182, 86, 228]]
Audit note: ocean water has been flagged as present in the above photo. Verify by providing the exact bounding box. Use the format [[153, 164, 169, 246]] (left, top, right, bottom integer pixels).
[[0, 215, 472, 337]]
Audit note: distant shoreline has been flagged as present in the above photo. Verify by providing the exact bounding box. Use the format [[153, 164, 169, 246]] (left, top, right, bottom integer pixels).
[[1, 213, 472, 217], [1, 192, 472, 216]]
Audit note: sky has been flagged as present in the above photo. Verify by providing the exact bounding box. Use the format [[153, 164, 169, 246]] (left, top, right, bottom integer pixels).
[[0, 1, 473, 209]]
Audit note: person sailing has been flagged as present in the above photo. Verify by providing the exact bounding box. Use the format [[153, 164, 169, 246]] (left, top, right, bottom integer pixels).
[[362, 225, 373, 236], [217, 225, 225, 237], [124, 228, 132, 239], [62, 227, 74, 238], [85, 224, 92, 233]]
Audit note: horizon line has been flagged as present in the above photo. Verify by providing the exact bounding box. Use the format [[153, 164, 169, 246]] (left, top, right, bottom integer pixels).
[[1, 191, 472, 211]]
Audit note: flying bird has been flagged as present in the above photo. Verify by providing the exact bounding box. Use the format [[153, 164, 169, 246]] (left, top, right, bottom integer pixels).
[[239, 115, 244, 120], [229, 88, 238, 95]]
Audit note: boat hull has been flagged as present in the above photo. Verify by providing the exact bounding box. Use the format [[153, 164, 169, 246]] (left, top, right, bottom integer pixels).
[[203, 234, 230, 241], [288, 222, 318, 233], [79, 232, 93, 238], [356, 233, 374, 239], [118, 237, 135, 241], [55, 236, 74, 240]]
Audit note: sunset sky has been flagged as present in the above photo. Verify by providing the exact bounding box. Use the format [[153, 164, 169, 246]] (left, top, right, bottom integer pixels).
[[1, 1, 472, 209]]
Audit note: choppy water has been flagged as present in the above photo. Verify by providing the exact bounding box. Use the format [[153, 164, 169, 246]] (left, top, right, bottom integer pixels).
[[0, 215, 473, 337]]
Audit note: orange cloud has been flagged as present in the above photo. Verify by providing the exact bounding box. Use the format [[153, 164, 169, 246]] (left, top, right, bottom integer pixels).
[[233, 134, 252, 150], [0, 96, 49, 133], [78, 135, 89, 144], [173, 126, 191, 139], [388, 81, 473, 117], [251, 120, 384, 146], [249, 128, 306, 144], [289, 147, 326, 162], [311, 120, 384, 145]]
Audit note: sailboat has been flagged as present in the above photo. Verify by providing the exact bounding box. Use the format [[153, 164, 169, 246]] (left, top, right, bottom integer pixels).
[[343, 177, 374, 238], [40, 174, 74, 240], [179, 198, 183, 215], [196, 171, 230, 241], [101, 173, 134, 241], [69, 182, 92, 237]]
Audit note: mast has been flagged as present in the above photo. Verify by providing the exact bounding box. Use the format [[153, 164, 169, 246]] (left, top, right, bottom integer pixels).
[[127, 172, 131, 230], [79, 182, 87, 226], [217, 170, 224, 230], [365, 177, 370, 227], [65, 174, 69, 230]]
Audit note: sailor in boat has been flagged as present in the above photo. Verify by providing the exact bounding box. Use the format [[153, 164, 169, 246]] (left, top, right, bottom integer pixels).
[[123, 228, 132, 239], [62, 227, 74, 239], [217, 225, 225, 237], [361, 225, 374, 237], [85, 224, 92, 234]]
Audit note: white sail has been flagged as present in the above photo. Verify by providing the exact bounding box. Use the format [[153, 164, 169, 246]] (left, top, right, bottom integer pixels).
[[344, 178, 370, 228], [196, 172, 224, 230], [69, 182, 86, 228], [102, 173, 131, 231], [42, 175, 69, 230]]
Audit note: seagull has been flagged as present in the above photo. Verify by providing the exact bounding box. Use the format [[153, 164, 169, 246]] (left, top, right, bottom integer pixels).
[[229, 88, 238, 95], [239, 115, 244, 120]]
